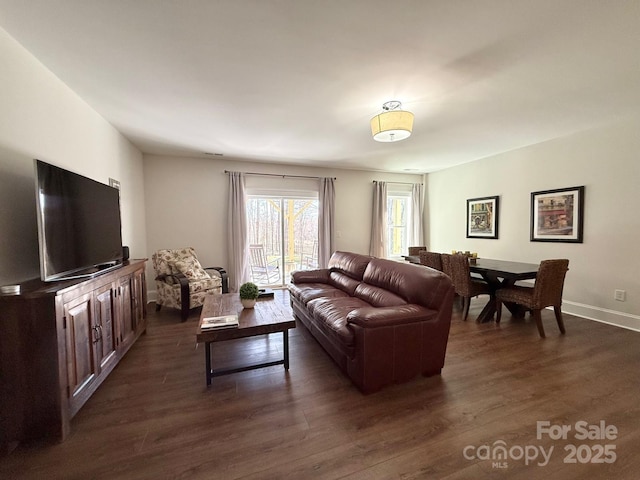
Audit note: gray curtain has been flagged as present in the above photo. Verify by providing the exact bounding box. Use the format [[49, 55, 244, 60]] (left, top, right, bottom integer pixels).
[[227, 172, 250, 292], [369, 181, 387, 257], [318, 177, 335, 268], [411, 182, 425, 247]]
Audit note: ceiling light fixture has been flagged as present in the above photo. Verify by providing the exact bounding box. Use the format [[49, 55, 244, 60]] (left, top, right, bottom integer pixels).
[[370, 101, 414, 142]]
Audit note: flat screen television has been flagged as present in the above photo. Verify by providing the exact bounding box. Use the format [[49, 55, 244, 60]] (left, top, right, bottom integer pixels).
[[34, 159, 123, 282]]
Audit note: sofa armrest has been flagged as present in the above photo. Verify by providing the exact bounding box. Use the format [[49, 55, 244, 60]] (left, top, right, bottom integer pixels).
[[291, 269, 330, 284], [347, 304, 437, 328], [347, 302, 452, 393]]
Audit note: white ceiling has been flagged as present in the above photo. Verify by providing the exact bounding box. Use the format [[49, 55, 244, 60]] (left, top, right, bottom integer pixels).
[[1, 0, 639, 173]]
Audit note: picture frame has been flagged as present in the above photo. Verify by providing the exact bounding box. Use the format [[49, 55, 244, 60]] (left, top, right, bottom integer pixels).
[[530, 186, 584, 243], [466, 196, 499, 239]]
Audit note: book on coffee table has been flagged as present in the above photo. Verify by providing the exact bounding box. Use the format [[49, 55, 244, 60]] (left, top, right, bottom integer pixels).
[[201, 314, 239, 330]]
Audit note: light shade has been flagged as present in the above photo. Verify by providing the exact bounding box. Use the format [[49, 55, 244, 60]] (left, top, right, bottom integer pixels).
[[370, 102, 414, 142]]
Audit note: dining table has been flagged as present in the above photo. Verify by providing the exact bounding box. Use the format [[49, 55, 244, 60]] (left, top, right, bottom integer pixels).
[[403, 255, 421, 264], [468, 258, 539, 323], [404, 255, 540, 323]]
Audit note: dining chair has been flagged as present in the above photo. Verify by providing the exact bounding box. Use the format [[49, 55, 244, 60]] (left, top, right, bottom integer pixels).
[[495, 259, 569, 338], [447, 253, 491, 321], [440, 253, 458, 305], [440, 253, 452, 279], [408, 246, 427, 256], [419, 251, 443, 271]]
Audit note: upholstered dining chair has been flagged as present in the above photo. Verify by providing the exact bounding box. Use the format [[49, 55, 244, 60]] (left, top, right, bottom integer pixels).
[[447, 253, 491, 321], [419, 251, 443, 271], [440, 252, 453, 279], [408, 246, 427, 256], [495, 259, 569, 338], [152, 247, 228, 321]]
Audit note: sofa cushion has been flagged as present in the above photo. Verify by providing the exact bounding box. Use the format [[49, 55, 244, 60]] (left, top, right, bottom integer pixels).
[[328, 251, 371, 281], [308, 296, 371, 346], [328, 271, 361, 296], [289, 283, 350, 304], [363, 257, 450, 307], [353, 283, 406, 308], [290, 269, 330, 284]]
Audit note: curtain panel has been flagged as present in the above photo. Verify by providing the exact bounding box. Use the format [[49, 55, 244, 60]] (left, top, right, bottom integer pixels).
[[411, 182, 425, 247], [318, 177, 335, 268], [227, 172, 250, 292], [369, 181, 387, 257]]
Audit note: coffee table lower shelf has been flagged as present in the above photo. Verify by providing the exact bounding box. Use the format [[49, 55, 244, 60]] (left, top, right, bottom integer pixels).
[[203, 330, 290, 386]]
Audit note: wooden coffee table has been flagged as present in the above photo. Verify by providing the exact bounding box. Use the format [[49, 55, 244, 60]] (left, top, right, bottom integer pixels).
[[196, 290, 296, 386]]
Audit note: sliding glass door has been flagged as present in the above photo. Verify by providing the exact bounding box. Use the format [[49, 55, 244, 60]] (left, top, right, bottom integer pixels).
[[246, 195, 318, 287]]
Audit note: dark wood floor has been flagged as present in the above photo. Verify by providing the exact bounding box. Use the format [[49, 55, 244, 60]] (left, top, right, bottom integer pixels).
[[2, 293, 639, 479]]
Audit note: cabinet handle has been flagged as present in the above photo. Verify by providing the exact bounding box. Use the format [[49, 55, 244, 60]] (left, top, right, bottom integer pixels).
[[92, 325, 103, 343]]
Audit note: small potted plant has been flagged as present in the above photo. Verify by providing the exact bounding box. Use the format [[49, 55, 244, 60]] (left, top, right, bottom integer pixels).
[[239, 282, 260, 308]]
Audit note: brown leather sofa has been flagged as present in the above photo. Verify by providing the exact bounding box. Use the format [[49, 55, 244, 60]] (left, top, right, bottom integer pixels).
[[289, 251, 455, 393]]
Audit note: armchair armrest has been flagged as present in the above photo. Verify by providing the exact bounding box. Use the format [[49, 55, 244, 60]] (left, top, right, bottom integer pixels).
[[155, 273, 171, 283], [291, 269, 330, 284], [155, 272, 191, 321], [155, 272, 187, 286], [205, 266, 229, 293], [346, 304, 436, 328]]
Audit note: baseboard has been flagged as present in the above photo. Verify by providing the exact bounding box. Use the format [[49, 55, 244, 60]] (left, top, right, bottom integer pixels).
[[562, 300, 640, 333]]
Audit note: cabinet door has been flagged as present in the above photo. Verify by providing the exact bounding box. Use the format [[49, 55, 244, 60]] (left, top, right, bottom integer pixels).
[[131, 268, 146, 334], [117, 275, 135, 348], [94, 284, 117, 371], [63, 292, 98, 412]]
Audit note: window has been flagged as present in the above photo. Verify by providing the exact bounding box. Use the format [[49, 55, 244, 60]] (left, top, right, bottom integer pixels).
[[246, 195, 319, 287], [386, 191, 411, 259]]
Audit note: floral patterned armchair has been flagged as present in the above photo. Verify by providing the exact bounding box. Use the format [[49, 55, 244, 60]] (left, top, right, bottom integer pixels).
[[152, 247, 228, 321]]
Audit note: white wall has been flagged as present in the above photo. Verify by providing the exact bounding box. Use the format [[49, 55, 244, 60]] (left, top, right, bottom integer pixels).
[[427, 115, 640, 331], [143, 154, 422, 296], [5, 21, 635, 332], [0, 27, 146, 285]]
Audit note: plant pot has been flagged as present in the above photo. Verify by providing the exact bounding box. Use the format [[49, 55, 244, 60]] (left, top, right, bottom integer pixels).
[[241, 298, 257, 309]]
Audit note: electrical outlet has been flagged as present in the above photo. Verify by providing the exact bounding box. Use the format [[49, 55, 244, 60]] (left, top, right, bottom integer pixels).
[[614, 289, 626, 302]]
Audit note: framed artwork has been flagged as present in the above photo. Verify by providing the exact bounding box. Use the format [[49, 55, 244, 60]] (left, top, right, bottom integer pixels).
[[530, 186, 584, 243], [467, 196, 499, 239]]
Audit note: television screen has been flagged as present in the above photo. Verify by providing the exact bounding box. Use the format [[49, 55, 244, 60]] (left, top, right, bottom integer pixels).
[[34, 159, 123, 281]]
